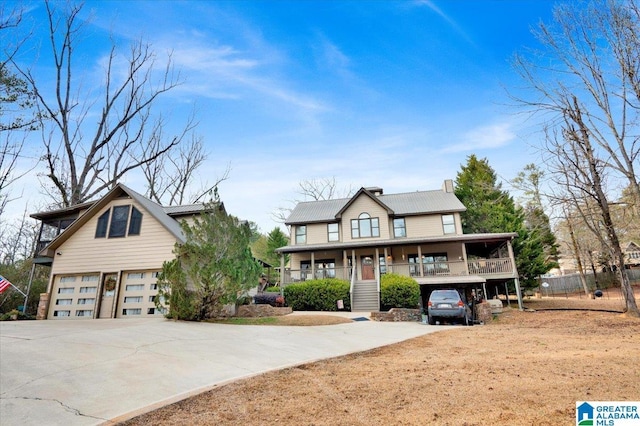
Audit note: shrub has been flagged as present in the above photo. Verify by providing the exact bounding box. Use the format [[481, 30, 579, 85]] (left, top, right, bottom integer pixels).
[[284, 279, 350, 311], [380, 273, 420, 311], [264, 286, 280, 293]]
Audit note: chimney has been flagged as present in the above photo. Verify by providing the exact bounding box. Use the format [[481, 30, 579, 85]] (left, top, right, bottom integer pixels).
[[366, 187, 383, 196], [442, 179, 454, 193]]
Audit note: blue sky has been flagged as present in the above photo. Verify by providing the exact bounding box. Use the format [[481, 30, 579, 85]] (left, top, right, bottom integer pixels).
[[8, 0, 558, 233]]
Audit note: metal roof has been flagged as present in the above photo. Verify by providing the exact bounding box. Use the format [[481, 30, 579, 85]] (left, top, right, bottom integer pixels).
[[285, 189, 466, 225]]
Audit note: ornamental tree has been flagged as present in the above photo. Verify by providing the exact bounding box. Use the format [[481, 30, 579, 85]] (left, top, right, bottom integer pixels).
[[156, 190, 262, 320]]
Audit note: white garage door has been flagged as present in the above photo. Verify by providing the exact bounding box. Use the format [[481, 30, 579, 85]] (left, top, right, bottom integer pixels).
[[116, 270, 164, 318], [48, 274, 99, 319]]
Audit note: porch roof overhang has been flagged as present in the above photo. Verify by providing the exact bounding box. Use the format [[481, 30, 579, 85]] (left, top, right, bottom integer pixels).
[[276, 232, 518, 254], [415, 275, 486, 285]]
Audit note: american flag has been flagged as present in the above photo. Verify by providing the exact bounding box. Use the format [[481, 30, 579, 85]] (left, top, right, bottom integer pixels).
[[0, 275, 13, 294]]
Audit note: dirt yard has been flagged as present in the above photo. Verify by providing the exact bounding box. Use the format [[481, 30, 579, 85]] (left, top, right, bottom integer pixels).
[[121, 295, 640, 426]]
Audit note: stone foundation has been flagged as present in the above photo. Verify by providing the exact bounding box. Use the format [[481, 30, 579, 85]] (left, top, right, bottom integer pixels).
[[371, 308, 421, 322], [236, 304, 292, 317], [36, 293, 49, 320]]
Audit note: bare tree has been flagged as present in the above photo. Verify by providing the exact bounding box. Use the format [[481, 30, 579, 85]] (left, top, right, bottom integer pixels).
[[543, 99, 639, 315], [13, 1, 194, 208], [272, 177, 354, 224], [142, 133, 230, 206], [513, 0, 640, 316], [513, 0, 640, 211]]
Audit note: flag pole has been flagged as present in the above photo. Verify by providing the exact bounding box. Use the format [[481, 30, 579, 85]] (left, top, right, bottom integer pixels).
[[23, 263, 37, 314]]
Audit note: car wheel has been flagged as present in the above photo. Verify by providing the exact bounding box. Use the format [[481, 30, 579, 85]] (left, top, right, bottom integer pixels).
[[428, 315, 435, 325]]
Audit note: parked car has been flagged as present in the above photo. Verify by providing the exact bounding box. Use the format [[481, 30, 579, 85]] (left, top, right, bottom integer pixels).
[[427, 289, 472, 326]]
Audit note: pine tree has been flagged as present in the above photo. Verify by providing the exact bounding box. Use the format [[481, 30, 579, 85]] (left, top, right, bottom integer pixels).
[[157, 191, 262, 320]]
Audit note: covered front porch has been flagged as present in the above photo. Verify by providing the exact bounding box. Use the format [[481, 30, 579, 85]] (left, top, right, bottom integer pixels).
[[276, 233, 523, 311]]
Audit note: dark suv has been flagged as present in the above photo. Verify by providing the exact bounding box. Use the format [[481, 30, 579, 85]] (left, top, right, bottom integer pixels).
[[427, 289, 472, 325]]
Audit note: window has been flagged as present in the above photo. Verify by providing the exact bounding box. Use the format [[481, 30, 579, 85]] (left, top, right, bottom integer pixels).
[[423, 254, 449, 276], [149, 295, 157, 302], [150, 283, 158, 290], [109, 205, 129, 238], [351, 213, 379, 238], [76, 310, 93, 317], [95, 210, 109, 238], [58, 287, 74, 294], [53, 310, 70, 317], [442, 214, 455, 234], [56, 299, 72, 305], [77, 298, 95, 305], [379, 255, 387, 274], [151, 271, 160, 278], [327, 223, 339, 242], [60, 276, 76, 283], [122, 308, 141, 316], [81, 275, 99, 282], [96, 205, 144, 239], [79, 286, 97, 293], [393, 218, 406, 238], [125, 284, 144, 291], [126, 272, 145, 279], [147, 308, 156, 315], [128, 206, 143, 235], [124, 296, 143, 303], [296, 225, 306, 244]]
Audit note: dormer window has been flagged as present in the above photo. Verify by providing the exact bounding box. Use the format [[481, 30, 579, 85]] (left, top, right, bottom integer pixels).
[[351, 213, 379, 238], [95, 205, 143, 239]]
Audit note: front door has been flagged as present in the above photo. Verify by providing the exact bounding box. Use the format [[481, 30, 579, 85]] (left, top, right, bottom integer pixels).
[[361, 256, 375, 280], [99, 273, 117, 318]]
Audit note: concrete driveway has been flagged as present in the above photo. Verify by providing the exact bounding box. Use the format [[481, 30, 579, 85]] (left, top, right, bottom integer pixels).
[[0, 317, 449, 425]]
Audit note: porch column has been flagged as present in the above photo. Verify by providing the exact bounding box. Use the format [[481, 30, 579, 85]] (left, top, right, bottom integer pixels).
[[280, 254, 285, 286], [343, 250, 348, 281], [352, 249, 356, 280], [310, 252, 315, 280], [461, 243, 469, 274], [417, 245, 424, 277], [507, 239, 523, 310], [375, 247, 380, 290]]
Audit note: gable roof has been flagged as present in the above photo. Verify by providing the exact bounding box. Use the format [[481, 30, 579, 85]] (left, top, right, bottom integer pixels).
[[38, 183, 194, 257], [335, 187, 394, 219], [285, 188, 465, 225]]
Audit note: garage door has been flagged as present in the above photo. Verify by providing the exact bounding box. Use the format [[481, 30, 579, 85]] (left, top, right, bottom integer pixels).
[[116, 270, 164, 318], [48, 274, 100, 319]]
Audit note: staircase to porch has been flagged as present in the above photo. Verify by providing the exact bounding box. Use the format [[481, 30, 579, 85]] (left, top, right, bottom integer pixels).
[[351, 280, 380, 312]]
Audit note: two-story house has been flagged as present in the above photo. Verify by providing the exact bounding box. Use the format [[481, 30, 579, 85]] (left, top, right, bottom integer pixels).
[[276, 180, 523, 311], [30, 183, 209, 320]]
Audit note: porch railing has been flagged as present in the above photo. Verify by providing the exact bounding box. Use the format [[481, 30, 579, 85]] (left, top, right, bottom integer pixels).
[[278, 258, 514, 285]]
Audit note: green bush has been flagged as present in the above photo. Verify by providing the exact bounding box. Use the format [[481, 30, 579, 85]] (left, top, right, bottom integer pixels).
[[264, 286, 281, 293], [380, 273, 420, 311], [284, 279, 351, 311]]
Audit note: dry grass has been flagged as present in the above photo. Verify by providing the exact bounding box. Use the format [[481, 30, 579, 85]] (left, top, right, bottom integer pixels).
[[121, 295, 640, 426]]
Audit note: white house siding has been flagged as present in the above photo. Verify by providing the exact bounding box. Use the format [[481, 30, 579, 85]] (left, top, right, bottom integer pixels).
[[342, 196, 391, 242], [47, 198, 179, 319]]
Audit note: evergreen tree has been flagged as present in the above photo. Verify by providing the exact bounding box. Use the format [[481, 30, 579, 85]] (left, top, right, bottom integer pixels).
[[455, 155, 552, 288], [266, 227, 289, 267], [157, 190, 262, 320]]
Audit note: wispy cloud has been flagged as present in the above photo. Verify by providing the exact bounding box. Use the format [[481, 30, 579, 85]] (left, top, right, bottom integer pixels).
[[413, 0, 476, 46], [441, 122, 515, 153]]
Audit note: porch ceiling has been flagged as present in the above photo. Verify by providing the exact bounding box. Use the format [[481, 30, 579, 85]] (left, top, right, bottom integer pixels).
[[276, 232, 517, 254]]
